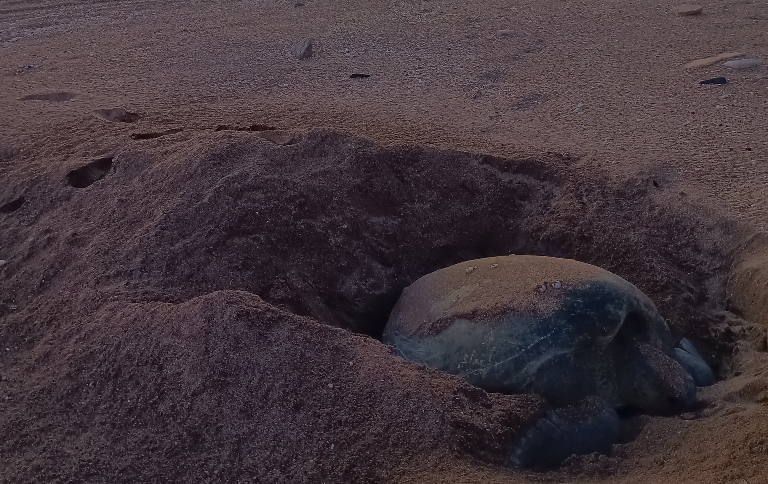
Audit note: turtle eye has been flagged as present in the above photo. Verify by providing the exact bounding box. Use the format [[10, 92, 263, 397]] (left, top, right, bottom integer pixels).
[[614, 311, 649, 347]]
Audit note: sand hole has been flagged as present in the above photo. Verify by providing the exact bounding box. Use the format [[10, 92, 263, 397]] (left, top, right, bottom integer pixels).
[[20, 92, 77, 102], [137, 132, 738, 378], [94, 108, 141, 123], [0, 197, 26, 214], [66, 157, 114, 188]]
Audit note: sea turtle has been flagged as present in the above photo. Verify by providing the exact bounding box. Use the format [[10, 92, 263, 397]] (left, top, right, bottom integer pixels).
[[383, 255, 712, 466]]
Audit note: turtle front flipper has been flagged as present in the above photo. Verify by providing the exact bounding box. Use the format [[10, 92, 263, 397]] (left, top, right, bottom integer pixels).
[[613, 341, 697, 414], [674, 338, 716, 387], [510, 397, 620, 468]]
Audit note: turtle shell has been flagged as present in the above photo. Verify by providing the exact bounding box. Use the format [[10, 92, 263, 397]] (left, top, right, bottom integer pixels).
[[383, 255, 693, 411]]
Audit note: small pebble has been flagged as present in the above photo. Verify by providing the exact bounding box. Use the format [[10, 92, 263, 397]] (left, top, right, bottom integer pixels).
[[328, 383, 333, 389], [537, 284, 547, 293], [723, 58, 762, 70], [553, 281, 562, 289], [0, 260, 6, 268], [350, 73, 370, 79], [293, 38, 313, 60], [672, 4, 703, 16], [497, 29, 516, 37], [466, 266, 476, 274], [699, 77, 727, 85], [490, 263, 499, 269]]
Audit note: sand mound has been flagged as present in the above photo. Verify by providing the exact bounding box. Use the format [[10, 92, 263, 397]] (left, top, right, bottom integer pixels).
[[0, 130, 764, 482], [0, 290, 543, 482]]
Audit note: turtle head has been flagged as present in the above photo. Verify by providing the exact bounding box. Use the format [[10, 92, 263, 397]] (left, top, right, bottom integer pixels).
[[614, 342, 697, 414]]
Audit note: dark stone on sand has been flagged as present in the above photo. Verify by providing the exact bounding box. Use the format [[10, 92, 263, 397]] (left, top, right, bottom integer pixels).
[[672, 4, 703, 16], [700, 77, 727, 85], [350, 73, 370, 79]]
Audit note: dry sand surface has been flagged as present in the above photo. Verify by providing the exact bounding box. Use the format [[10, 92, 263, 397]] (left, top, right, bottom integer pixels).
[[1, 0, 768, 483]]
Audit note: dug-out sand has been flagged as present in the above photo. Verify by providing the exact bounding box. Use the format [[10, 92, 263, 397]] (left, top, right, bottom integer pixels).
[[0, 130, 766, 483]]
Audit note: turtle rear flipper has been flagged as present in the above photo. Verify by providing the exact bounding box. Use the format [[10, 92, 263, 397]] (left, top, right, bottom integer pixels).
[[510, 397, 620, 468]]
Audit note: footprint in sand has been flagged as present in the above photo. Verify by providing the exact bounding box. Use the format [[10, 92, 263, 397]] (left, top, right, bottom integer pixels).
[[0, 197, 26, 214], [66, 157, 114, 189], [93, 108, 141, 123]]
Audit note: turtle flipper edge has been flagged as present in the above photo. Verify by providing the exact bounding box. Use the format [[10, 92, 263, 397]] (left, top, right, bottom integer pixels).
[[510, 397, 620, 468]]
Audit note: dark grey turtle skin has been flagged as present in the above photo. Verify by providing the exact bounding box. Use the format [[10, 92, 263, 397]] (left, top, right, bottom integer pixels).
[[383, 255, 708, 467], [675, 338, 716, 387]]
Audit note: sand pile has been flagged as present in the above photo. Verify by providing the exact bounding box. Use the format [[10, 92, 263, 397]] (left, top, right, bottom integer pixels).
[[1, 131, 765, 483]]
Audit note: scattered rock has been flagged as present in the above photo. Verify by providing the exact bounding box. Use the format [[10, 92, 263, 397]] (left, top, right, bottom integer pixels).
[[684, 52, 743, 69], [0, 260, 7, 268], [700, 77, 727, 85], [723, 58, 763, 70], [497, 29, 516, 37], [350, 73, 370, 79], [293, 38, 313, 60], [672, 4, 703, 16], [14, 64, 39, 75]]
